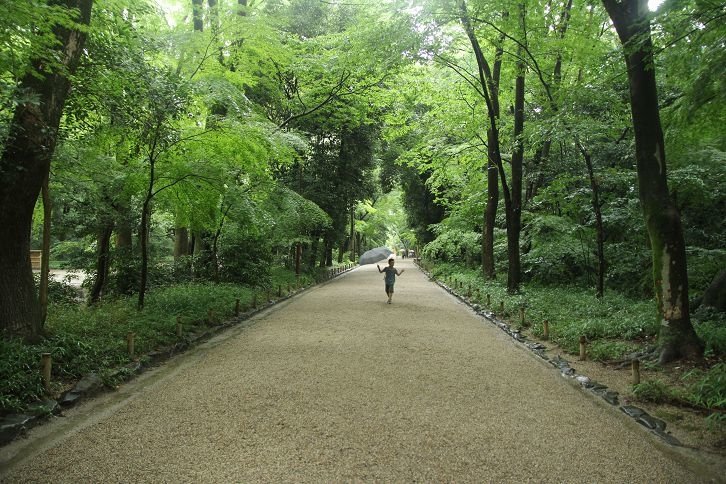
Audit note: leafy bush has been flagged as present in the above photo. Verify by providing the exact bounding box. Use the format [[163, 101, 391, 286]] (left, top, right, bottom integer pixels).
[[604, 241, 653, 297], [520, 215, 595, 285], [218, 229, 274, 285], [422, 229, 480, 267]]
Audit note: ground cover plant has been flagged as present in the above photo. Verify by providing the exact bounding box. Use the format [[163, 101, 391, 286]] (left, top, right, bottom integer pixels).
[[0, 268, 320, 415]]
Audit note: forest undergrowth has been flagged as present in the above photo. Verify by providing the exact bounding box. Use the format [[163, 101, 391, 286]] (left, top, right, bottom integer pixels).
[[423, 261, 726, 446]]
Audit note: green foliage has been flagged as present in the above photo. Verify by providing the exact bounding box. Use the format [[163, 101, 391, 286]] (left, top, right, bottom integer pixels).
[[587, 340, 638, 362], [521, 214, 595, 285], [218, 230, 274, 286], [682, 364, 726, 412], [693, 308, 726, 357], [0, 339, 45, 413], [1, 269, 317, 414], [633, 380, 679, 405], [633, 366, 726, 428], [422, 229, 480, 267], [33, 273, 80, 306]]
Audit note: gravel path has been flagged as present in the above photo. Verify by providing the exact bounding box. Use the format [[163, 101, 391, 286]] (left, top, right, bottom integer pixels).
[[1, 260, 718, 482]]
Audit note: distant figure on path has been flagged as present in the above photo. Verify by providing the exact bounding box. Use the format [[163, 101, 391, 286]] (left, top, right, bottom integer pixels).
[[377, 257, 404, 304]]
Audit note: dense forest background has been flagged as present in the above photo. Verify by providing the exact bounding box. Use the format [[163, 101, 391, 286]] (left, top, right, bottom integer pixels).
[[0, 0, 724, 424]]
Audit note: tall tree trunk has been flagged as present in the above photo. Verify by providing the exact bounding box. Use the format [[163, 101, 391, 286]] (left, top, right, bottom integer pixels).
[[580, 144, 605, 298], [174, 227, 190, 259], [507, 15, 525, 293], [89, 223, 114, 304], [483, 134, 499, 279], [458, 0, 504, 281], [40, 176, 52, 326], [602, 0, 703, 363], [0, 0, 92, 338], [138, 197, 151, 309], [138, 151, 156, 309], [309, 237, 319, 270], [338, 240, 346, 264]]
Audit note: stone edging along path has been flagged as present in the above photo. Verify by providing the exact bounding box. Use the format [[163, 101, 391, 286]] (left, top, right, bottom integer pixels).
[[413, 261, 683, 448], [0, 265, 356, 447]]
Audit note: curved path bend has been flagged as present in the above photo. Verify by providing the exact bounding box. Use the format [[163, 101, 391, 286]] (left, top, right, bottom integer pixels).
[[0, 260, 717, 482]]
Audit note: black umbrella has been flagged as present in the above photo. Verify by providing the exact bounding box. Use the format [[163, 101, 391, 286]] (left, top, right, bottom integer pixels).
[[359, 247, 393, 265]]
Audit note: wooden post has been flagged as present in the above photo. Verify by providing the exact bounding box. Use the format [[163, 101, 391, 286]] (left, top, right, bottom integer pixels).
[[499, 301, 505, 314], [176, 316, 182, 338], [579, 335, 587, 361], [519, 307, 525, 326], [278, 285, 282, 297], [127, 332, 135, 358], [486, 294, 491, 306], [542, 319, 550, 340], [632, 359, 641, 385], [235, 299, 240, 317], [41, 353, 51, 393], [252, 294, 257, 308]]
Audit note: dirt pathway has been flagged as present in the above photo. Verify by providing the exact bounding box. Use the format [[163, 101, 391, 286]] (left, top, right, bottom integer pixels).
[[1, 260, 719, 482]]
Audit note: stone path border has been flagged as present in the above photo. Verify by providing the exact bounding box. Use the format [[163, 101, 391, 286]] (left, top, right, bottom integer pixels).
[[414, 261, 683, 447]]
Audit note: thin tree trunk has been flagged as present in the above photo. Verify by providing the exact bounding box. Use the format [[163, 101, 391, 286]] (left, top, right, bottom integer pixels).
[[39, 176, 52, 326], [580, 144, 605, 298], [309, 237, 319, 270], [507, 11, 525, 293], [0, 0, 92, 338], [483, 134, 499, 279], [138, 150, 156, 309], [89, 223, 114, 304], [349, 207, 356, 262], [138, 197, 151, 309], [458, 1, 504, 281], [295, 242, 302, 275], [602, 0, 703, 363]]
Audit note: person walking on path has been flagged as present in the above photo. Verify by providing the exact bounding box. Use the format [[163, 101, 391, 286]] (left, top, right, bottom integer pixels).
[[377, 256, 404, 304]]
